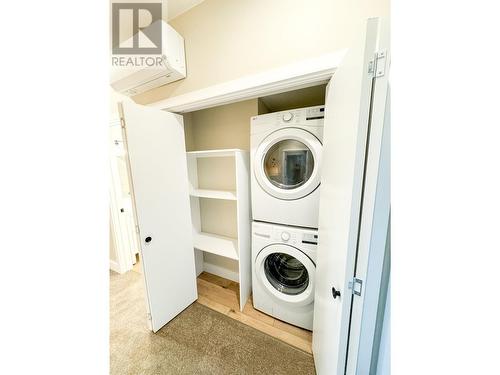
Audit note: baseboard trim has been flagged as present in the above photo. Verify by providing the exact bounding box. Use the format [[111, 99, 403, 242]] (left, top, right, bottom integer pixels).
[[203, 262, 239, 283], [110, 260, 122, 274]]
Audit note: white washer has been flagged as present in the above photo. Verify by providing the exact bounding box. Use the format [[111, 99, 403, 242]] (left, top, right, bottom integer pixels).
[[252, 221, 318, 330], [250, 106, 324, 229]]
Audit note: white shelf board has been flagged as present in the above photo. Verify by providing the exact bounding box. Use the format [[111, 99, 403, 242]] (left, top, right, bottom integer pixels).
[[193, 231, 239, 260], [190, 188, 237, 200], [186, 149, 244, 158]]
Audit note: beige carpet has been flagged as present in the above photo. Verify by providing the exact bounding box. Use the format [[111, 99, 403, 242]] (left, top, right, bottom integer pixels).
[[110, 270, 316, 374]]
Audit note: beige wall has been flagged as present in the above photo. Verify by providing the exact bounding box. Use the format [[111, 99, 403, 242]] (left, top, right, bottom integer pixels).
[[186, 100, 256, 247], [183, 112, 195, 150], [134, 0, 389, 105], [186, 98, 258, 151]]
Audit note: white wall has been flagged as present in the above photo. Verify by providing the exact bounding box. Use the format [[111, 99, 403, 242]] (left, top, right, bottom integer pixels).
[[133, 0, 389, 104]]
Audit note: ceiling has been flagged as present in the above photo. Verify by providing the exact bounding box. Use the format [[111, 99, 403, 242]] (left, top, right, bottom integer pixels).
[[168, 0, 207, 20]]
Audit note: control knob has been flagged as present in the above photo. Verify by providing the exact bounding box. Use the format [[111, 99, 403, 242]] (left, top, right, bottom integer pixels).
[[282, 112, 293, 122], [281, 231, 291, 241]]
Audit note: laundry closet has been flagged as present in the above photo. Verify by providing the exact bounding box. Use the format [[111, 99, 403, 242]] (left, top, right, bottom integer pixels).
[[118, 17, 390, 375], [121, 83, 328, 346], [184, 84, 327, 317]]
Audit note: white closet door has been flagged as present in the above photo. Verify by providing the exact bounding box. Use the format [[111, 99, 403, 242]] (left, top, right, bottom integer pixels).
[[119, 101, 197, 333], [312, 18, 385, 374]]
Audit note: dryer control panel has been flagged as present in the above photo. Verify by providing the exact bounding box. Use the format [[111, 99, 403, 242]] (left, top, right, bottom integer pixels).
[[305, 106, 325, 120], [250, 105, 325, 133]]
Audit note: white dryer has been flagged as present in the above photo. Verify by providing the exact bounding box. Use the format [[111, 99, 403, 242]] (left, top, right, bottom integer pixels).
[[250, 106, 324, 229], [252, 221, 318, 330]]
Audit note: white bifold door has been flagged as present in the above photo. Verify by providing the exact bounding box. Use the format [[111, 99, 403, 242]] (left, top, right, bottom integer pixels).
[[118, 101, 197, 333], [313, 17, 390, 375]]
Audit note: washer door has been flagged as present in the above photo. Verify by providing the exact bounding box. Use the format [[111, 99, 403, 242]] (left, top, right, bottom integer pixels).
[[255, 244, 315, 306], [254, 128, 322, 200]]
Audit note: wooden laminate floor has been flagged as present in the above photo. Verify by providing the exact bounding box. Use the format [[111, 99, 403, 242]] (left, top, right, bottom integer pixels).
[[196, 272, 313, 354]]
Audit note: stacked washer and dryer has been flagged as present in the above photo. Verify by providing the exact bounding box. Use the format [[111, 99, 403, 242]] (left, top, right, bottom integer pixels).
[[250, 105, 324, 330]]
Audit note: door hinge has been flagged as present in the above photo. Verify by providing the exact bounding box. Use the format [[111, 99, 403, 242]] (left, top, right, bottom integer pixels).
[[147, 313, 152, 321], [368, 50, 387, 78], [119, 117, 126, 128], [348, 278, 363, 296], [135, 225, 140, 234]]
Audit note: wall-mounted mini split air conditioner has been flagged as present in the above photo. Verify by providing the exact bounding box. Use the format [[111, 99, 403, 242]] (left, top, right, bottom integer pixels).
[[110, 21, 186, 96]]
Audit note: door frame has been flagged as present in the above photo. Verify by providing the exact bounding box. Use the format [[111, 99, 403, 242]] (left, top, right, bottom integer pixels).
[[148, 50, 347, 113], [109, 118, 135, 274], [344, 18, 390, 374]]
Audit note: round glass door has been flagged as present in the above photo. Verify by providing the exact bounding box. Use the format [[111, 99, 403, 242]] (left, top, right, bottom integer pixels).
[[264, 252, 309, 295], [264, 140, 314, 190], [254, 128, 322, 201], [255, 243, 315, 305]]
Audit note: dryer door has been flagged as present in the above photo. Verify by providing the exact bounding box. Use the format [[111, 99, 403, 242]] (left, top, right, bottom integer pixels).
[[254, 128, 322, 200], [255, 244, 315, 306]]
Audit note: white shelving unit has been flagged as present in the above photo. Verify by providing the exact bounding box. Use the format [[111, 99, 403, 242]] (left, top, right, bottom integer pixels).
[[193, 232, 238, 260], [190, 188, 237, 201], [187, 149, 251, 311]]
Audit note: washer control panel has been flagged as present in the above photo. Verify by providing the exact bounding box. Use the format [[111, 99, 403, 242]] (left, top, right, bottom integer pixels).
[[252, 222, 319, 262], [253, 223, 318, 247], [301, 233, 318, 245], [281, 231, 291, 241]]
